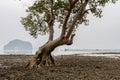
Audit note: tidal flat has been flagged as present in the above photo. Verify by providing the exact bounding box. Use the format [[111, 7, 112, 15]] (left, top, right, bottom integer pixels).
[[0, 54, 120, 80]]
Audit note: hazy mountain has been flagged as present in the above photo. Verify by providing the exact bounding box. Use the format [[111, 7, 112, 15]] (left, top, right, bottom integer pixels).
[[4, 39, 33, 54]]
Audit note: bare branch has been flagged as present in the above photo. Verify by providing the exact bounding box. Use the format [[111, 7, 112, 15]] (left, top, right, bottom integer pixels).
[[82, 8, 91, 15], [72, 0, 79, 6], [66, 0, 89, 38], [68, 0, 73, 5], [66, 34, 75, 45], [80, 0, 83, 4], [60, 0, 79, 38], [48, 0, 55, 41]]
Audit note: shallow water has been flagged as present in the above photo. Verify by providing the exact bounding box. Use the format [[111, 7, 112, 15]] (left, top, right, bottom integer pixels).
[[56, 50, 120, 59], [78, 53, 120, 59]]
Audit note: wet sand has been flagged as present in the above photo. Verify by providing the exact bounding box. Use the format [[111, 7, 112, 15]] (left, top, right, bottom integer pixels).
[[0, 54, 120, 80]]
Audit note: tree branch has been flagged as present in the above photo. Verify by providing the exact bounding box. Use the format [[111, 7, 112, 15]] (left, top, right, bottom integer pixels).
[[72, 0, 79, 5], [68, 0, 73, 5], [66, 34, 75, 45], [48, 0, 54, 41], [60, 0, 79, 38], [66, 0, 89, 38]]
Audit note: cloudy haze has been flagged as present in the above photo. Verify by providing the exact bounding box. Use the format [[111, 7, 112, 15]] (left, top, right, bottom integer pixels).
[[0, 0, 120, 54]]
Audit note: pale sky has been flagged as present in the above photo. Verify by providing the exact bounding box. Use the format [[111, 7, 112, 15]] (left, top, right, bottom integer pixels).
[[0, 0, 120, 53]]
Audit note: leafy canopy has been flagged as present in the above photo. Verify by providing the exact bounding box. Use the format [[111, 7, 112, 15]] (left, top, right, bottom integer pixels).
[[21, 0, 118, 38]]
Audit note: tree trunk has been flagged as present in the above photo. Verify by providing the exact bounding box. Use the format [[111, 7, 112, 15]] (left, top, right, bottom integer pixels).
[[27, 47, 54, 68], [26, 35, 74, 69], [27, 38, 63, 69]]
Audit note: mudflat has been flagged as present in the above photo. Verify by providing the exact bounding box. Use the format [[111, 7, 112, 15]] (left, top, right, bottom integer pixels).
[[0, 54, 120, 80]]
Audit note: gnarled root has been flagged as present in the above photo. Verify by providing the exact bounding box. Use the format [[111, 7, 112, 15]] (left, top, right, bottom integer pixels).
[[26, 49, 55, 69]]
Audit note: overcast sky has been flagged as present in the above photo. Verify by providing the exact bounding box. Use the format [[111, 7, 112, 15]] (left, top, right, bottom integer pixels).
[[0, 0, 120, 53]]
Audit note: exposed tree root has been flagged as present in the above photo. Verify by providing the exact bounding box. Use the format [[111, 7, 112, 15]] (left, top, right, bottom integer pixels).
[[26, 48, 55, 69]]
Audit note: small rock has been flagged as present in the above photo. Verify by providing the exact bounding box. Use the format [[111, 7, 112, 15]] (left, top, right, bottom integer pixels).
[[0, 63, 2, 66], [95, 66, 101, 69]]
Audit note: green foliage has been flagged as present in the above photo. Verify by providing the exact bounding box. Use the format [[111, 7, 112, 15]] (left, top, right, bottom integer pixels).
[[21, 0, 118, 38]]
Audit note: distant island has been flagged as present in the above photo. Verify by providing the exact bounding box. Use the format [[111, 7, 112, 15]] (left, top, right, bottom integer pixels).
[[3, 39, 33, 54]]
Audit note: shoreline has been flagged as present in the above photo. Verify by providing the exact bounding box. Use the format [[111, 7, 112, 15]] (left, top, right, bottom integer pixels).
[[0, 52, 120, 59]]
